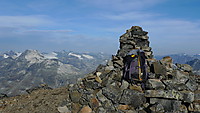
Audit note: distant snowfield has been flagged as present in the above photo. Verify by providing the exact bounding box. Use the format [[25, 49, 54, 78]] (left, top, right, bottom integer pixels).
[[3, 54, 9, 58], [43, 52, 58, 59], [82, 54, 94, 59], [68, 52, 83, 59]]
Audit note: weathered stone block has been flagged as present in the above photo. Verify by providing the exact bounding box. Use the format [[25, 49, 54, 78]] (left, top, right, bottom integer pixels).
[[176, 64, 193, 72], [152, 61, 167, 76], [180, 91, 194, 103], [150, 98, 182, 112], [120, 89, 146, 108], [89, 97, 100, 109], [160, 56, 173, 64], [120, 80, 129, 90], [186, 79, 198, 91], [145, 79, 165, 90], [83, 80, 102, 89], [174, 70, 189, 84], [129, 84, 143, 92], [102, 85, 123, 104], [162, 79, 187, 91], [69, 90, 82, 103], [145, 90, 183, 100], [149, 103, 165, 113]]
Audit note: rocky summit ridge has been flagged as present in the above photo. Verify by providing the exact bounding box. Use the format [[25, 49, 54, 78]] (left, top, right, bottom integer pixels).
[[0, 26, 200, 113]]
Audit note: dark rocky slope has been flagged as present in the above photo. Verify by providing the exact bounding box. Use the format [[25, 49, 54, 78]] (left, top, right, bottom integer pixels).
[[0, 26, 199, 113]]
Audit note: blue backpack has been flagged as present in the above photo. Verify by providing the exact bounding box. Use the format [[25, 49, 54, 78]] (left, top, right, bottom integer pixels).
[[123, 49, 148, 83]]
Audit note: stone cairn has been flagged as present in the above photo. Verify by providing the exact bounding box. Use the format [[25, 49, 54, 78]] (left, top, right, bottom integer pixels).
[[58, 26, 200, 113], [117, 26, 153, 59]]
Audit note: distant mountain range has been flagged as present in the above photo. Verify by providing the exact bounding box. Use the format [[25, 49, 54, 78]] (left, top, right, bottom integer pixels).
[[1, 51, 200, 96], [0, 50, 110, 96], [186, 59, 200, 75]]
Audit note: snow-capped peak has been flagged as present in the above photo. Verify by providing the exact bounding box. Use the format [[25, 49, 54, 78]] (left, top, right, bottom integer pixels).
[[68, 52, 83, 59], [22, 50, 45, 64]]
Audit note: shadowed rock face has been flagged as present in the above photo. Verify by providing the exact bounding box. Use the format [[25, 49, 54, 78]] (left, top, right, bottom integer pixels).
[[0, 26, 200, 113]]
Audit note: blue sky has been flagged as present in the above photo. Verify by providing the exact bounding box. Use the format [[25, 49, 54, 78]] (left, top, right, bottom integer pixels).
[[0, 0, 200, 55]]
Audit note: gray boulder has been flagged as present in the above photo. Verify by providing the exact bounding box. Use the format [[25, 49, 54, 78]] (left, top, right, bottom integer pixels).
[[102, 85, 123, 104], [145, 90, 183, 100], [150, 98, 182, 112], [145, 79, 165, 90], [120, 89, 146, 108]]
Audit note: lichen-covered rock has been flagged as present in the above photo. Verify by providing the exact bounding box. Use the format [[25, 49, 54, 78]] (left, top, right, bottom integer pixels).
[[129, 84, 143, 92], [145, 79, 165, 90], [186, 79, 198, 91], [152, 61, 167, 77], [120, 80, 129, 90], [120, 89, 146, 108], [149, 98, 182, 112], [69, 90, 82, 103], [180, 91, 194, 103], [162, 79, 187, 91], [102, 85, 123, 104], [176, 64, 193, 72], [145, 90, 183, 100], [149, 103, 165, 113]]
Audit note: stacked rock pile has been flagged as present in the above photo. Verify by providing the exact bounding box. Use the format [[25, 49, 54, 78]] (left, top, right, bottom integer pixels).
[[57, 26, 200, 113], [117, 26, 153, 58]]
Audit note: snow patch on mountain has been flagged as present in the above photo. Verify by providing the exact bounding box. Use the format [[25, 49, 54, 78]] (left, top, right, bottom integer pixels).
[[16, 52, 22, 57], [68, 53, 83, 59], [43, 52, 58, 59], [82, 54, 94, 59], [3, 54, 9, 58]]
